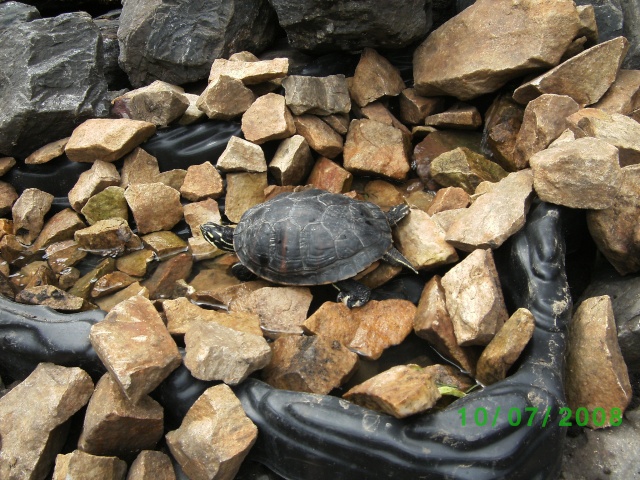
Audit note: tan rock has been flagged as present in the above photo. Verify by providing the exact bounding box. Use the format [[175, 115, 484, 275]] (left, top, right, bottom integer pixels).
[[32, 207, 86, 251], [68, 258, 116, 299], [183, 198, 221, 235], [441, 249, 509, 346], [512, 94, 580, 169], [241, 93, 296, 144], [15, 284, 86, 311], [65, 118, 156, 163], [350, 48, 405, 107], [116, 249, 156, 278], [392, 208, 458, 270], [52, 450, 127, 480], [187, 235, 220, 261], [268, 135, 314, 186], [90, 295, 182, 403], [282, 74, 351, 116], [424, 102, 482, 130], [45, 240, 87, 274], [0, 156, 16, 175], [413, 0, 581, 100], [446, 170, 534, 251], [127, 451, 175, 480], [0, 181, 18, 216], [566, 296, 632, 428], [11, 187, 54, 244], [187, 264, 245, 305], [224, 173, 267, 223], [399, 88, 445, 125], [180, 161, 224, 201], [140, 231, 187, 258], [262, 334, 359, 394], [530, 137, 622, 209], [0, 363, 94, 480], [178, 93, 206, 126], [302, 301, 360, 345], [125, 183, 183, 234], [359, 101, 412, 139], [363, 179, 404, 210], [95, 283, 149, 313], [120, 148, 161, 188], [81, 186, 128, 225], [430, 147, 508, 194], [321, 113, 350, 135], [78, 373, 163, 457], [142, 252, 193, 299], [483, 93, 526, 172], [513, 36, 630, 106], [196, 75, 255, 120], [426, 187, 470, 215], [593, 69, 640, 118], [91, 271, 137, 298], [158, 168, 187, 191], [74, 218, 134, 256], [293, 114, 344, 158], [68, 160, 120, 212], [166, 384, 257, 480], [208, 57, 288, 84], [475, 308, 535, 385], [306, 157, 353, 193], [413, 276, 478, 374], [25, 137, 69, 165], [216, 136, 266, 173], [112, 80, 189, 126], [548, 128, 577, 148]]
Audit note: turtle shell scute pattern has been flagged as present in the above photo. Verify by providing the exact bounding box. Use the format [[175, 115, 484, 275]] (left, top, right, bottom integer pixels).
[[233, 189, 393, 285]]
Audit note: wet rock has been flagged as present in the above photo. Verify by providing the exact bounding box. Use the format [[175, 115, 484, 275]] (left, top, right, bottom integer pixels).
[[441, 248, 509, 346], [95, 283, 149, 313], [32, 208, 86, 251], [81, 186, 128, 225], [224, 173, 267, 223], [188, 264, 244, 305], [593, 69, 640, 118], [0, 181, 18, 215], [0, 363, 94, 480], [343, 119, 410, 181], [414, 0, 581, 100], [446, 170, 534, 251], [512, 95, 580, 169], [68, 160, 120, 212], [530, 137, 622, 209], [116, 249, 156, 278], [350, 48, 405, 107], [513, 37, 630, 106], [52, 450, 127, 480], [91, 271, 138, 299], [414, 276, 478, 375], [141, 231, 187, 258], [74, 218, 134, 256], [16, 285, 87, 311], [180, 162, 224, 202], [0, 157, 16, 176], [24, 137, 69, 165], [45, 240, 87, 274], [120, 148, 160, 188], [241, 93, 296, 144], [475, 308, 535, 385], [424, 102, 482, 130], [566, 296, 632, 428], [216, 137, 266, 173], [125, 183, 183, 234], [269, 135, 314, 186], [262, 335, 359, 394], [430, 147, 508, 194], [78, 373, 163, 458], [166, 384, 257, 480], [68, 257, 116, 299], [112, 81, 189, 127], [293, 115, 344, 158], [0, 12, 109, 158], [426, 187, 470, 215], [196, 76, 256, 121], [65, 119, 156, 163], [399, 88, 445, 125], [393, 208, 458, 270], [142, 252, 193, 300], [12, 188, 54, 244], [344, 364, 442, 418], [127, 450, 175, 480], [208, 57, 289, 85], [0, 233, 31, 265], [282, 75, 351, 116], [90, 295, 182, 403]]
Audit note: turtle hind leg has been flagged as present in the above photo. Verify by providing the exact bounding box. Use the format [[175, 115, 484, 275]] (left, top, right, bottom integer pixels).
[[333, 279, 371, 308], [385, 204, 410, 227], [383, 247, 418, 274], [231, 262, 257, 281]]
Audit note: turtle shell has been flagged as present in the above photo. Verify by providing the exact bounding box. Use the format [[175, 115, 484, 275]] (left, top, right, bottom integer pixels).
[[233, 189, 393, 285]]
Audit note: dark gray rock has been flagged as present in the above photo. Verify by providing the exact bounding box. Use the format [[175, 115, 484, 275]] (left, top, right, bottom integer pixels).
[[267, 0, 433, 53], [0, 12, 109, 158], [94, 9, 130, 90], [0, 2, 40, 29], [117, 0, 278, 87], [575, 0, 624, 42], [621, 0, 640, 69], [14, 0, 121, 17]]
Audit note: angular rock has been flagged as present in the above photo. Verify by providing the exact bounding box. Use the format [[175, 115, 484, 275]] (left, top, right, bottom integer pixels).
[[224, 173, 267, 223], [566, 296, 632, 428], [116, 249, 155, 278], [513, 37, 630, 106], [268, 135, 314, 186], [12, 188, 54, 244], [127, 451, 175, 480], [78, 373, 163, 458], [183, 198, 222, 235], [350, 48, 405, 107], [45, 240, 87, 274], [483, 93, 526, 172], [52, 450, 127, 480], [142, 252, 193, 300], [424, 102, 482, 130], [306, 157, 353, 193], [216, 136, 266, 173], [188, 264, 244, 305], [81, 186, 128, 225], [0, 181, 18, 216], [179, 93, 206, 126], [91, 271, 138, 298], [441, 248, 509, 346], [593, 69, 640, 118], [399, 88, 445, 125], [65, 119, 156, 163], [141, 231, 188, 259], [414, 0, 581, 100], [262, 335, 359, 394], [68, 160, 120, 212], [208, 57, 288, 85], [321, 113, 350, 135], [430, 147, 508, 194], [125, 183, 183, 234], [93, 9, 128, 91], [120, 148, 161, 188], [426, 187, 470, 215], [530, 137, 622, 209], [302, 301, 361, 346], [363, 180, 404, 210], [32, 207, 86, 251], [16, 285, 86, 311], [293, 114, 344, 158], [68, 258, 116, 299], [0, 156, 16, 176], [282, 74, 351, 116], [475, 308, 536, 385], [180, 161, 224, 201], [196, 75, 255, 120], [24, 137, 69, 165], [0, 363, 94, 480], [112, 81, 189, 126], [359, 102, 411, 139], [74, 218, 134, 256], [95, 283, 149, 313], [0, 1, 40, 29], [241, 93, 296, 144]]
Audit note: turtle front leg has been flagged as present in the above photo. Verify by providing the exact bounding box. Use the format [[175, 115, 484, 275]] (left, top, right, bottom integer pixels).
[[231, 262, 257, 281], [333, 279, 371, 308], [385, 203, 410, 227], [383, 247, 418, 274]]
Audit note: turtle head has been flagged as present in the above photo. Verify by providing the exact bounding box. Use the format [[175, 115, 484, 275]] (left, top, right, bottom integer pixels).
[[200, 223, 235, 252]]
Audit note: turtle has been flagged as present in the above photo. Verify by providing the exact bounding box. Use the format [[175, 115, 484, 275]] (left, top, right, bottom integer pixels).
[[200, 188, 417, 308]]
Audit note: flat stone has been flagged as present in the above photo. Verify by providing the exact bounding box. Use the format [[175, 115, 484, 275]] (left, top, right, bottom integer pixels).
[[91, 271, 138, 298], [178, 93, 206, 126], [127, 451, 175, 480], [187, 236, 220, 262], [0, 181, 18, 216], [0, 157, 16, 176], [120, 148, 161, 188], [512, 94, 580, 169], [16, 285, 86, 311], [81, 186, 128, 225], [483, 93, 526, 172], [363, 179, 404, 210], [268, 135, 314, 186], [141, 231, 188, 259], [359, 102, 412, 139], [414, 276, 478, 375], [306, 157, 353, 193], [216, 136, 266, 173], [65, 119, 156, 163], [0, 234, 31, 265], [441, 248, 509, 346], [45, 240, 87, 274], [142, 252, 193, 300], [224, 173, 267, 223], [68, 160, 120, 212], [475, 308, 536, 385], [0, 363, 94, 480], [52, 450, 127, 480], [566, 296, 632, 428], [424, 102, 482, 130], [125, 183, 183, 234], [19, 261, 56, 291], [68, 257, 116, 299], [426, 187, 470, 215], [183, 198, 221, 235], [321, 113, 350, 135], [399, 88, 445, 125], [180, 161, 224, 201], [262, 335, 359, 394], [208, 57, 288, 85], [593, 69, 640, 118], [513, 37, 630, 106], [94, 282, 148, 312], [196, 75, 255, 120], [393, 208, 458, 270], [32, 207, 86, 251], [24, 137, 69, 165], [302, 301, 361, 346], [116, 249, 156, 278], [567, 108, 640, 166], [157, 169, 187, 191], [350, 48, 405, 107], [78, 373, 163, 458], [282, 74, 351, 116], [166, 384, 257, 480], [241, 93, 296, 144], [343, 364, 442, 418], [12, 188, 53, 244], [530, 137, 622, 209], [343, 119, 410, 181], [413, 0, 581, 100], [74, 218, 134, 256], [446, 170, 534, 251], [430, 147, 508, 194], [112, 80, 189, 126], [293, 114, 344, 158], [90, 295, 182, 403]]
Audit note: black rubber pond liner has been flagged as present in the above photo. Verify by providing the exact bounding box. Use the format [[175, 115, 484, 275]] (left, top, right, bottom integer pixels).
[[0, 199, 573, 479]]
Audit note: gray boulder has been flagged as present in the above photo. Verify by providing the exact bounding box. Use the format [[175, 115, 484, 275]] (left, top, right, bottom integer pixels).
[[267, 0, 432, 53], [117, 0, 278, 88], [621, 0, 640, 68], [0, 12, 109, 158], [0, 2, 40, 30], [94, 9, 130, 90]]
